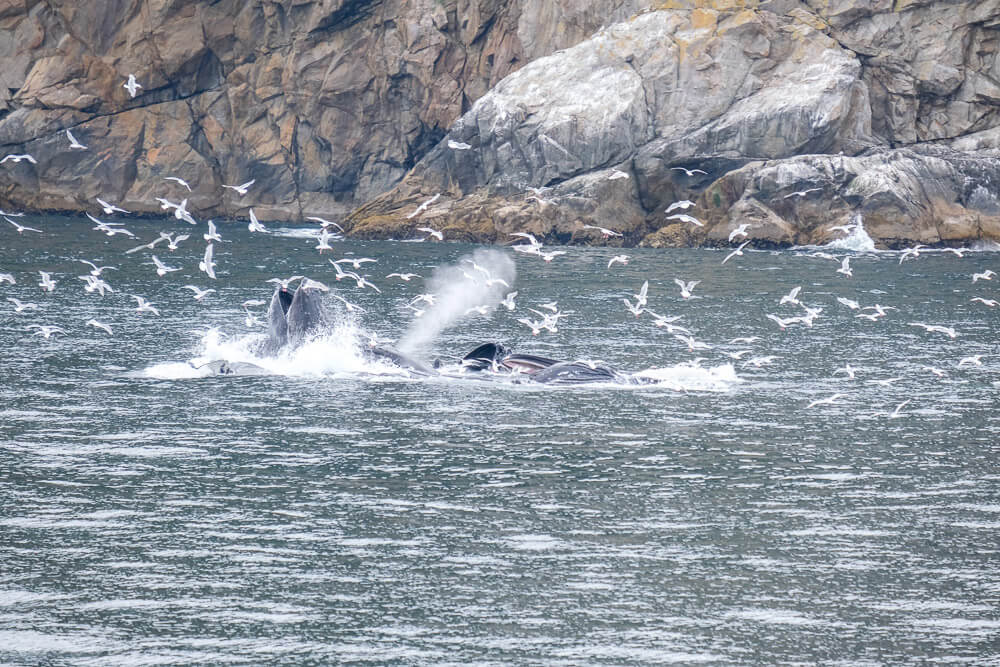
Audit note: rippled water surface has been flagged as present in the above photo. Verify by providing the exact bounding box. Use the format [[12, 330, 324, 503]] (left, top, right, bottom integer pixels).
[[1, 215, 998, 665]]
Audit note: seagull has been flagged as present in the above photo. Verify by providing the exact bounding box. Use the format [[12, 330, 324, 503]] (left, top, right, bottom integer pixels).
[[172, 198, 196, 224], [7, 297, 38, 312], [888, 399, 911, 419], [125, 234, 169, 254], [539, 250, 566, 262], [417, 226, 443, 241], [723, 349, 751, 360], [943, 247, 969, 258], [96, 198, 128, 215], [164, 176, 192, 191], [834, 364, 857, 380], [608, 168, 629, 180], [806, 393, 844, 409], [865, 304, 896, 318], [623, 298, 644, 317], [305, 216, 345, 233], [86, 319, 113, 335], [199, 244, 216, 279], [79, 274, 114, 296], [5, 216, 42, 234], [150, 255, 180, 277], [38, 271, 56, 292], [123, 73, 142, 98], [342, 271, 381, 293], [922, 366, 947, 378], [721, 240, 751, 265], [1, 154, 37, 164], [766, 313, 799, 330], [581, 224, 623, 238], [411, 293, 436, 306], [165, 233, 190, 251], [0, 209, 23, 217], [315, 228, 334, 254], [334, 257, 377, 270], [607, 254, 629, 268], [782, 187, 821, 199], [866, 377, 900, 387], [500, 291, 518, 311], [730, 336, 759, 344], [465, 304, 491, 316], [908, 322, 958, 338], [155, 197, 179, 211], [76, 259, 118, 276], [645, 311, 688, 333], [836, 297, 861, 310], [221, 179, 255, 196], [743, 355, 778, 368], [779, 286, 801, 306], [674, 334, 712, 352], [247, 209, 267, 233], [27, 324, 67, 339], [728, 223, 752, 242], [203, 220, 222, 242], [510, 232, 543, 251], [90, 218, 136, 237], [242, 299, 266, 308], [665, 200, 695, 214], [132, 295, 160, 315], [836, 256, 853, 277], [66, 129, 87, 150], [971, 297, 999, 307], [182, 285, 216, 301], [386, 272, 420, 281], [958, 355, 984, 367], [898, 244, 926, 264], [827, 223, 856, 235], [671, 166, 707, 177], [267, 276, 303, 291], [447, 140, 471, 150], [517, 318, 545, 335], [972, 270, 996, 283], [0, 272, 16, 285], [674, 278, 699, 299], [330, 293, 366, 313], [407, 193, 441, 219], [626, 282, 647, 309], [666, 213, 703, 227]]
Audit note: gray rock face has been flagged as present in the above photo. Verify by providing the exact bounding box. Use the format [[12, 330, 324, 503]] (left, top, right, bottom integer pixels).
[[350, 2, 1000, 247], [2, 0, 998, 247], [0, 0, 645, 220]]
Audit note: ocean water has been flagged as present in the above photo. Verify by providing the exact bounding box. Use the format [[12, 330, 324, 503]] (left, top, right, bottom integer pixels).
[[1, 215, 998, 665]]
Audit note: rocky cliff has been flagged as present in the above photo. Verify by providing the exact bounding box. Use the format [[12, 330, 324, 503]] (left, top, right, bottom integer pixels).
[[1, 0, 999, 248], [349, 0, 1000, 247], [0, 0, 641, 220]]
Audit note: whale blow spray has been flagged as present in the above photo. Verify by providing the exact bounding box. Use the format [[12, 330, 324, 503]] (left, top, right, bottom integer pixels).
[[398, 248, 516, 355]]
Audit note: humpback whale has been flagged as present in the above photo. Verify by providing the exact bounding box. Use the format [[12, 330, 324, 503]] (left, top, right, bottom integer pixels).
[[218, 280, 646, 385]]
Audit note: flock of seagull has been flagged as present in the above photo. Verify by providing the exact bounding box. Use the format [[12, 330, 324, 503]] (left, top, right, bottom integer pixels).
[[1, 73, 997, 412]]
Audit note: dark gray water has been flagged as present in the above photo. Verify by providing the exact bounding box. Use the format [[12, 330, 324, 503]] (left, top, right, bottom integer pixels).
[[1, 215, 998, 665]]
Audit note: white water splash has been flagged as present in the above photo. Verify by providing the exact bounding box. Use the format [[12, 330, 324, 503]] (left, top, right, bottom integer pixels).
[[823, 214, 876, 252], [143, 319, 391, 379], [398, 248, 516, 355], [633, 362, 742, 392]]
